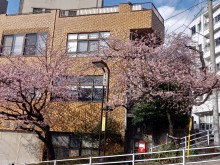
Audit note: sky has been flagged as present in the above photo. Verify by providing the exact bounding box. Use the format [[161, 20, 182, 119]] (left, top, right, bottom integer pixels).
[[6, 0, 210, 34]]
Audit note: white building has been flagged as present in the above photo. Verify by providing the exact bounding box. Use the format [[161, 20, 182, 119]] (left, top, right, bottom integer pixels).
[[190, 1, 220, 130]]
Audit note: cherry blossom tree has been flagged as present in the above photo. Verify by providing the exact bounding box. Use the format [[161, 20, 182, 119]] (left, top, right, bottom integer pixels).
[[0, 43, 75, 160], [96, 33, 220, 135]]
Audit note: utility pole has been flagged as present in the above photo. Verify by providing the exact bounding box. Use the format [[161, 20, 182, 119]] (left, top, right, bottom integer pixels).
[[208, 0, 220, 145]]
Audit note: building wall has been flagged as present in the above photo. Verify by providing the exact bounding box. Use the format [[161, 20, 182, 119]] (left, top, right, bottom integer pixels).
[[19, 0, 103, 13], [0, 131, 42, 165], [53, 4, 154, 47], [190, 1, 220, 129], [0, 2, 164, 162], [152, 11, 164, 38], [0, 4, 163, 131], [0, 0, 8, 14], [0, 10, 56, 38]]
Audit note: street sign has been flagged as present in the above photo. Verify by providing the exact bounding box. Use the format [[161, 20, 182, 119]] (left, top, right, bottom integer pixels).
[[102, 114, 106, 131], [103, 73, 108, 86]]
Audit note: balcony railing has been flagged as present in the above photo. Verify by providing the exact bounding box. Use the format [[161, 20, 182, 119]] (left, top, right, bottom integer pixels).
[[132, 2, 164, 24], [60, 2, 164, 24], [60, 6, 119, 17], [4, 2, 164, 25]]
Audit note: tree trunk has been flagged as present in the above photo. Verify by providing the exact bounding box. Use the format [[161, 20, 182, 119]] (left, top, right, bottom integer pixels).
[[166, 110, 174, 136], [44, 126, 56, 160]]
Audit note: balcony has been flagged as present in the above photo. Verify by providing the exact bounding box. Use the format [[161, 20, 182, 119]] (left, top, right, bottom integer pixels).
[[59, 2, 164, 24]]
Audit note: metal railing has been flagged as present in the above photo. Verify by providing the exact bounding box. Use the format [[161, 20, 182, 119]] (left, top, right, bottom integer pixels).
[[150, 129, 213, 152], [59, 2, 164, 24], [132, 3, 164, 24], [59, 6, 119, 17], [27, 145, 220, 165]]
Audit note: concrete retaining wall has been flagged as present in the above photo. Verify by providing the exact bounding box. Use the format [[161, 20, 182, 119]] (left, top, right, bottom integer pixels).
[[0, 131, 41, 165]]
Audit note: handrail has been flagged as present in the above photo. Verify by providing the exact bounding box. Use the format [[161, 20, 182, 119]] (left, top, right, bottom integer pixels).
[[131, 2, 164, 24], [58, 2, 164, 25], [151, 129, 213, 151], [27, 145, 220, 165]]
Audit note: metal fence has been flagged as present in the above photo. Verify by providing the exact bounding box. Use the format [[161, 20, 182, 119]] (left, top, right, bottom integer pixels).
[[150, 129, 213, 152], [27, 145, 220, 165]]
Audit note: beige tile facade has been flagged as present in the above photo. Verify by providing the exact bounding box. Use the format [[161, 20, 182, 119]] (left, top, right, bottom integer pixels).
[[0, 3, 164, 137]]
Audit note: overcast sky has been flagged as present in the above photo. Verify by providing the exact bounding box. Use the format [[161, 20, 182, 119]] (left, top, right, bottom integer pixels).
[[6, 0, 210, 34]]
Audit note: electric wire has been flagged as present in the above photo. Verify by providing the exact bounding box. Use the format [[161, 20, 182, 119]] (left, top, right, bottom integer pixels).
[[166, 0, 207, 34], [165, 0, 207, 21], [182, 4, 205, 33], [183, 24, 209, 39], [171, 0, 198, 33]]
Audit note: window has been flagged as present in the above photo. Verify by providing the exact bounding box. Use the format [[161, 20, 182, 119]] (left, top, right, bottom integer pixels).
[[33, 8, 51, 14], [191, 26, 196, 35], [199, 115, 212, 130], [67, 32, 110, 55], [24, 34, 37, 55], [52, 132, 99, 159], [214, 14, 220, 24], [52, 133, 81, 159], [60, 10, 77, 17], [204, 43, 210, 52], [52, 75, 106, 102], [215, 37, 220, 47], [68, 10, 77, 16], [217, 63, 220, 71], [198, 44, 202, 51], [1, 33, 47, 56], [197, 22, 201, 31], [33, 8, 43, 13]]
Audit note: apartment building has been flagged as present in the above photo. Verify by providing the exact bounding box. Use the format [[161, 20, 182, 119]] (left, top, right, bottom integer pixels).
[[190, 1, 220, 131], [0, 2, 164, 164], [0, 0, 8, 14], [19, 0, 103, 13]]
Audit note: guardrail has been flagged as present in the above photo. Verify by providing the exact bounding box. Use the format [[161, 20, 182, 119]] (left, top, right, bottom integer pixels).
[[132, 3, 164, 24], [59, 2, 164, 24], [27, 145, 220, 165], [59, 6, 119, 17], [150, 129, 213, 152]]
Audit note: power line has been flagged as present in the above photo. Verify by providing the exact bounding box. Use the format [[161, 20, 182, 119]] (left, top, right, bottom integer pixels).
[[182, 3, 205, 33], [183, 24, 209, 39], [165, 0, 207, 21], [170, 0, 198, 33], [168, 0, 206, 34]]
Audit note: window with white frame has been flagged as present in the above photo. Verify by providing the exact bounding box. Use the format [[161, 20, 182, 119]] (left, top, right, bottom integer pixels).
[[1, 33, 47, 56], [67, 32, 110, 55], [52, 75, 106, 102]]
